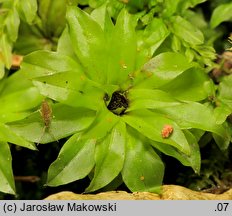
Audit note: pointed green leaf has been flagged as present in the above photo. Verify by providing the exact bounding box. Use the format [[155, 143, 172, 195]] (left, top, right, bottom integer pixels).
[[171, 16, 204, 45], [0, 87, 43, 123], [66, 6, 107, 83], [0, 141, 15, 194], [0, 34, 12, 69], [57, 27, 77, 60], [218, 74, 232, 109], [86, 121, 126, 192], [161, 67, 209, 101], [136, 18, 170, 69], [47, 133, 96, 186], [21, 50, 83, 79], [162, 0, 181, 16], [5, 8, 20, 42], [16, 0, 37, 24], [1, 69, 32, 94], [107, 8, 137, 84], [189, 128, 205, 142], [127, 89, 181, 111], [90, 3, 113, 32], [8, 104, 95, 144], [82, 108, 120, 140], [213, 104, 231, 124], [100, 174, 123, 192], [0, 87, 43, 113], [171, 35, 182, 52], [137, 52, 195, 88], [160, 102, 230, 140], [178, 0, 207, 11], [210, 2, 232, 28], [184, 48, 195, 62], [151, 130, 201, 173], [213, 123, 231, 150], [0, 112, 31, 124], [123, 109, 190, 155], [0, 123, 36, 150], [32, 71, 104, 110], [38, 0, 67, 37], [122, 127, 164, 193], [184, 130, 201, 174]]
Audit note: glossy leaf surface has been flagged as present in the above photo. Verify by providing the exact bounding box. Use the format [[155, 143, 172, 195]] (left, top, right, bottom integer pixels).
[[137, 52, 195, 88], [122, 127, 164, 193], [0, 123, 36, 150], [106, 9, 137, 85], [85, 121, 125, 192], [47, 133, 96, 186], [123, 109, 190, 155], [160, 67, 209, 101], [136, 18, 169, 69], [210, 2, 232, 28], [8, 104, 95, 144], [151, 130, 200, 173], [171, 16, 204, 45], [16, 0, 37, 24], [32, 71, 104, 110], [21, 50, 83, 79], [159, 102, 229, 140], [0, 141, 15, 194], [67, 6, 107, 83]]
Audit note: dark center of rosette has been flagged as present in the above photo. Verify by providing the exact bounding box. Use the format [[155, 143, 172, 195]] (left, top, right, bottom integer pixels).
[[105, 91, 129, 115]]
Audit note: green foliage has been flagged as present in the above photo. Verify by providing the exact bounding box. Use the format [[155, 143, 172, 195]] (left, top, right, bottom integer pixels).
[[47, 133, 96, 186], [0, 141, 15, 194], [122, 127, 164, 193], [176, 140, 232, 193], [0, 0, 232, 195], [14, 0, 70, 55], [81, 0, 216, 67], [5, 4, 230, 194], [210, 2, 232, 28], [0, 73, 41, 194], [217, 75, 232, 114], [0, 0, 37, 77]]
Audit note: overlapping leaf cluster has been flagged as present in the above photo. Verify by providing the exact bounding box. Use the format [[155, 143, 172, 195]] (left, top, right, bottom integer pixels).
[[0, 0, 74, 195], [0, 0, 72, 76], [0, 0, 37, 78], [78, 0, 218, 67], [6, 4, 230, 193], [0, 0, 232, 195]]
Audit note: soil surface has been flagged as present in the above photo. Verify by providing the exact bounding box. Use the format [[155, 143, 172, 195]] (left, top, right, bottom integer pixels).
[[45, 185, 232, 200]]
